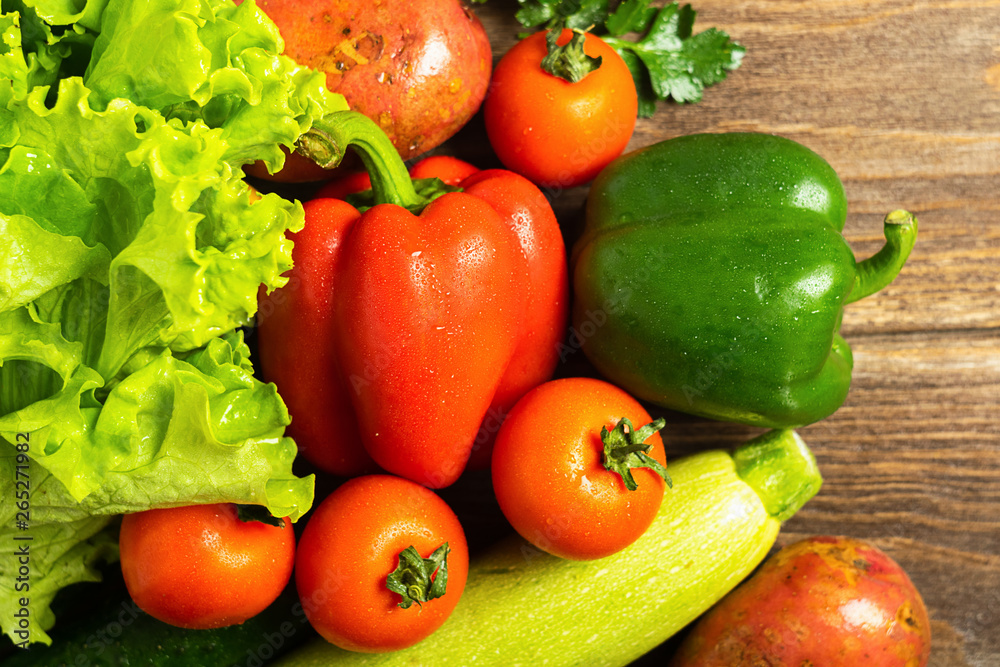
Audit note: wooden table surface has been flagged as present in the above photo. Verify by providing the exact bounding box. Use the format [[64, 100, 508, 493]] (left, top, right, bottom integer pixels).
[[460, 2, 1000, 665]]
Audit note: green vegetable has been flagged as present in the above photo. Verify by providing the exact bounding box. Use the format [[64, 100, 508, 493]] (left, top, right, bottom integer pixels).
[[514, 0, 744, 115], [276, 429, 822, 666], [0, 0, 351, 646], [2, 585, 315, 667], [572, 132, 918, 428]]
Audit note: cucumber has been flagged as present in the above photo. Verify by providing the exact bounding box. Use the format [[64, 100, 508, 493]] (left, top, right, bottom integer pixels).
[[5, 584, 316, 667], [276, 429, 822, 667]]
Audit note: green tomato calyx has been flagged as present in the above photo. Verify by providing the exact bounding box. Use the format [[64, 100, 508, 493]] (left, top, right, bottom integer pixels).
[[542, 26, 602, 83], [386, 543, 450, 609], [601, 417, 672, 491]]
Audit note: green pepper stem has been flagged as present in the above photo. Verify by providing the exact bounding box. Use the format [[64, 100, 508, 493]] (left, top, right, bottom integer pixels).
[[844, 210, 918, 305], [296, 110, 424, 211], [733, 429, 822, 522]]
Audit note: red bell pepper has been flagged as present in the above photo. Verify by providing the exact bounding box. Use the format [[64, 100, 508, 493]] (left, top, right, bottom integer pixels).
[[459, 169, 568, 468], [258, 112, 567, 486], [257, 197, 376, 475]]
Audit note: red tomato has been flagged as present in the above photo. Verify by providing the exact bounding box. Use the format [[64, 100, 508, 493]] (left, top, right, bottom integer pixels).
[[484, 29, 637, 189], [118, 504, 295, 629], [408, 155, 480, 184], [491, 377, 669, 560], [296, 475, 469, 652]]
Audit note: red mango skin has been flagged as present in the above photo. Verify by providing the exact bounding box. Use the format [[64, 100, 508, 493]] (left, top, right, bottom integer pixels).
[[460, 169, 569, 468], [257, 199, 377, 476], [257, 0, 492, 161], [334, 193, 526, 488], [671, 536, 932, 667]]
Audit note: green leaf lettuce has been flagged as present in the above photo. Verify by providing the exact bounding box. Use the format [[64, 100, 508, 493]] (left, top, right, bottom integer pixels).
[[0, 0, 349, 646]]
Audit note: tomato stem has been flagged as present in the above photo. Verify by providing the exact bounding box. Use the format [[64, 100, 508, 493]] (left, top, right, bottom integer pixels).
[[386, 543, 450, 609], [297, 110, 424, 211], [541, 27, 602, 83], [601, 418, 672, 491]]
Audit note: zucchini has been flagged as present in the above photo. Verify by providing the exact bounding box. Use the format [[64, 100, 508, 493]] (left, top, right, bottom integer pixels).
[[276, 429, 822, 666]]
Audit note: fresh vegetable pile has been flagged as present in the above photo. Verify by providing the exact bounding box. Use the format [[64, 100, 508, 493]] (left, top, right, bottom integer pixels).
[[1, 0, 928, 665]]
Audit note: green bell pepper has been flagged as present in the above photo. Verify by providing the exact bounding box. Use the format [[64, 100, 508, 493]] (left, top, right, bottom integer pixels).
[[571, 133, 917, 428]]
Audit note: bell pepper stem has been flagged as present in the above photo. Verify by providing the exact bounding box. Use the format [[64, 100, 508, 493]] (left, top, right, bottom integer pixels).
[[845, 210, 918, 305], [295, 110, 424, 211]]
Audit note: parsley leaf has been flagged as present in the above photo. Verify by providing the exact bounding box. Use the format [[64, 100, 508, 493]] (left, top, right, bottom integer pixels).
[[605, 0, 656, 37], [605, 3, 744, 107], [516, 0, 610, 30], [513, 0, 744, 116]]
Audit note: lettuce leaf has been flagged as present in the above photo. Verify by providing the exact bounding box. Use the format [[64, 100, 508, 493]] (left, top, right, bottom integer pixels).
[[1, 0, 97, 97], [0, 0, 346, 646], [84, 0, 347, 170]]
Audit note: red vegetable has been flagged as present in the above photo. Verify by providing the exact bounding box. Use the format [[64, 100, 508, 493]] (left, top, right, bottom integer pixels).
[[334, 191, 523, 486], [491, 377, 670, 560], [257, 197, 376, 475], [313, 169, 377, 200], [671, 535, 932, 667], [459, 168, 568, 468], [409, 155, 480, 184], [295, 475, 468, 652], [484, 28, 637, 189], [259, 112, 567, 485], [257, 0, 491, 162], [119, 504, 295, 629]]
